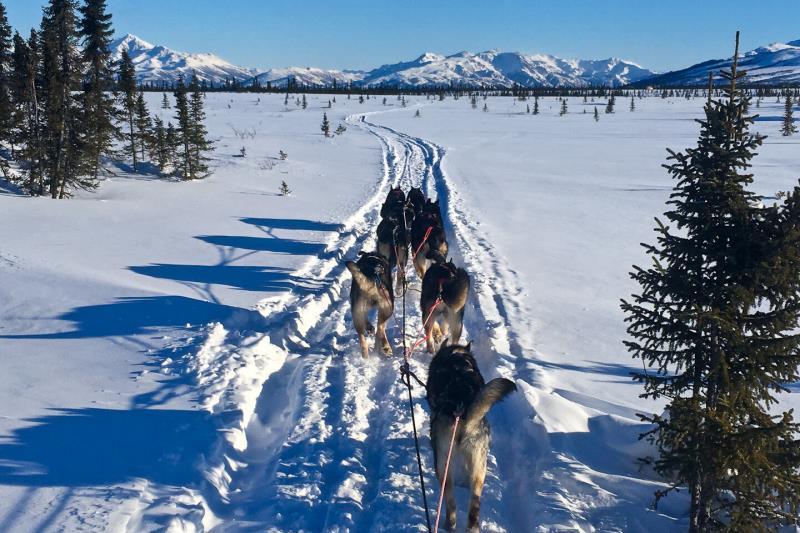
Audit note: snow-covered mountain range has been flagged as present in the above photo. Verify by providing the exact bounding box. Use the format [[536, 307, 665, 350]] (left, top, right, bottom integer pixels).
[[111, 33, 654, 88], [111, 33, 800, 88], [110, 34, 258, 85], [639, 39, 800, 86]]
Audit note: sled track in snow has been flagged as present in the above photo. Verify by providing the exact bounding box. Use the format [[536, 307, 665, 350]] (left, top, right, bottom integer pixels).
[[157, 108, 643, 533]]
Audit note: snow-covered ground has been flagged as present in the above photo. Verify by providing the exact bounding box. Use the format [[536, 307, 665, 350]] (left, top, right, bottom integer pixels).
[[0, 93, 797, 532]]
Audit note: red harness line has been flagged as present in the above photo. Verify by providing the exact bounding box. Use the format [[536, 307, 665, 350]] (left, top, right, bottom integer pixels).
[[404, 296, 443, 361], [433, 414, 461, 533], [411, 225, 434, 264]]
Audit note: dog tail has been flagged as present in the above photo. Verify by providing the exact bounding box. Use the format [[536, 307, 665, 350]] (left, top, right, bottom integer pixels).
[[462, 377, 516, 433], [346, 261, 371, 290]]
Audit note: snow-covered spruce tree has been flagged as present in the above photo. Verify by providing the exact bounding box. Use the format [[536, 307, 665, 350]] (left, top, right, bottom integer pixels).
[[621, 33, 800, 532], [117, 48, 137, 170], [321, 112, 330, 137], [0, 1, 13, 149], [279, 180, 290, 196], [41, 0, 91, 198], [559, 98, 567, 116], [593, 106, 599, 122], [134, 90, 151, 162], [78, 0, 116, 181], [161, 92, 169, 109], [781, 93, 796, 136], [301, 93, 307, 109], [630, 95, 635, 112], [533, 96, 539, 115]]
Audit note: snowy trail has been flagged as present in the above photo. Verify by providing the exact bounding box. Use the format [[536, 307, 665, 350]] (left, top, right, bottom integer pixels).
[[162, 107, 680, 533]]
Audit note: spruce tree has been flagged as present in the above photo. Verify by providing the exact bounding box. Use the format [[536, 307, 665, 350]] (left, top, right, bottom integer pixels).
[[321, 112, 330, 137], [559, 98, 568, 116], [40, 0, 89, 198], [605, 94, 615, 114], [533, 96, 539, 115], [781, 93, 796, 136], [133, 90, 151, 162], [0, 1, 13, 148], [164, 120, 177, 171], [161, 92, 169, 109], [301, 93, 307, 109], [621, 33, 800, 531], [173, 76, 192, 179], [118, 48, 137, 170], [78, 0, 115, 180], [10, 30, 43, 193], [188, 74, 212, 178], [593, 106, 599, 122], [630, 95, 635, 112]]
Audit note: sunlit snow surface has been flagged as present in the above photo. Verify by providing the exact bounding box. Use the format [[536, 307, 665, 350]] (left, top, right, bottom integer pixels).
[[0, 93, 797, 532]]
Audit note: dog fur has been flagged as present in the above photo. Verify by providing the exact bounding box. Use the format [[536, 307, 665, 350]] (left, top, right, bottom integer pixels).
[[420, 249, 469, 353], [426, 344, 516, 532], [376, 209, 411, 291], [380, 186, 406, 218], [408, 186, 425, 215], [346, 252, 394, 358], [422, 198, 444, 227], [411, 211, 448, 278]]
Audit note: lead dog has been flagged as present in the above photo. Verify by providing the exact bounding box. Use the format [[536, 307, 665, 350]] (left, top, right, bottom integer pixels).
[[346, 252, 394, 358], [426, 344, 516, 532], [420, 249, 469, 353]]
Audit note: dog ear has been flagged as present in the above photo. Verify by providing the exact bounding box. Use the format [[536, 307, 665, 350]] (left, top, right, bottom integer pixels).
[[466, 341, 472, 351]]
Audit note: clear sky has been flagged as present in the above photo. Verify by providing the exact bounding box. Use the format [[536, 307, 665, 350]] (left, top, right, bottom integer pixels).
[[5, 0, 800, 73]]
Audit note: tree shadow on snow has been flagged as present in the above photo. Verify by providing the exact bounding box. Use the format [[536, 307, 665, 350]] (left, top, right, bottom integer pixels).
[[0, 295, 252, 340], [196, 235, 326, 256], [534, 359, 644, 385], [0, 407, 216, 487], [128, 263, 320, 294], [240, 217, 343, 233]]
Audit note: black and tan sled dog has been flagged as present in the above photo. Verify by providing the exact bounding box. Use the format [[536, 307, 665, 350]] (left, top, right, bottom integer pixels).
[[426, 344, 516, 532], [420, 249, 469, 353], [346, 252, 394, 358]]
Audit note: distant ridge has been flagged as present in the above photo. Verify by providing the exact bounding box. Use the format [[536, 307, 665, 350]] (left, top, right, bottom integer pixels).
[[111, 33, 655, 88], [637, 38, 800, 86]]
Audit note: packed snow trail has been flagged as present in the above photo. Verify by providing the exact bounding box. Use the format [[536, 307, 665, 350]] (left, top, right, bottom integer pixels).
[[163, 107, 683, 533]]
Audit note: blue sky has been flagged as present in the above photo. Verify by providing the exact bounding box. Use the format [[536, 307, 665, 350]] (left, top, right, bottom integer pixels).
[[5, 1, 800, 72]]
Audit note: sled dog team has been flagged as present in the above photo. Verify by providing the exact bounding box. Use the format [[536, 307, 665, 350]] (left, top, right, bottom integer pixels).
[[346, 186, 516, 532]]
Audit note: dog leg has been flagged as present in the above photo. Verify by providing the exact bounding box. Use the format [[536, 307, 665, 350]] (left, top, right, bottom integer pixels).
[[443, 470, 457, 531], [466, 468, 486, 532], [448, 310, 463, 346], [425, 317, 436, 353], [358, 333, 369, 358], [376, 319, 392, 356]]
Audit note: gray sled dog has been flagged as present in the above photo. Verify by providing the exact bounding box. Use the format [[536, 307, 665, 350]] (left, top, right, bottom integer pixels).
[[420, 249, 469, 353], [346, 252, 394, 358], [426, 344, 516, 532]]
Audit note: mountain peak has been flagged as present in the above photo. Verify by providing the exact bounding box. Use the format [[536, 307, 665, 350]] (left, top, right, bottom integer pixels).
[[111, 33, 154, 52], [415, 52, 444, 64]]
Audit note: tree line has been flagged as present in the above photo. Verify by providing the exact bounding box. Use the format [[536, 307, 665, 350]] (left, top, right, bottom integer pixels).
[[0, 0, 213, 199]]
